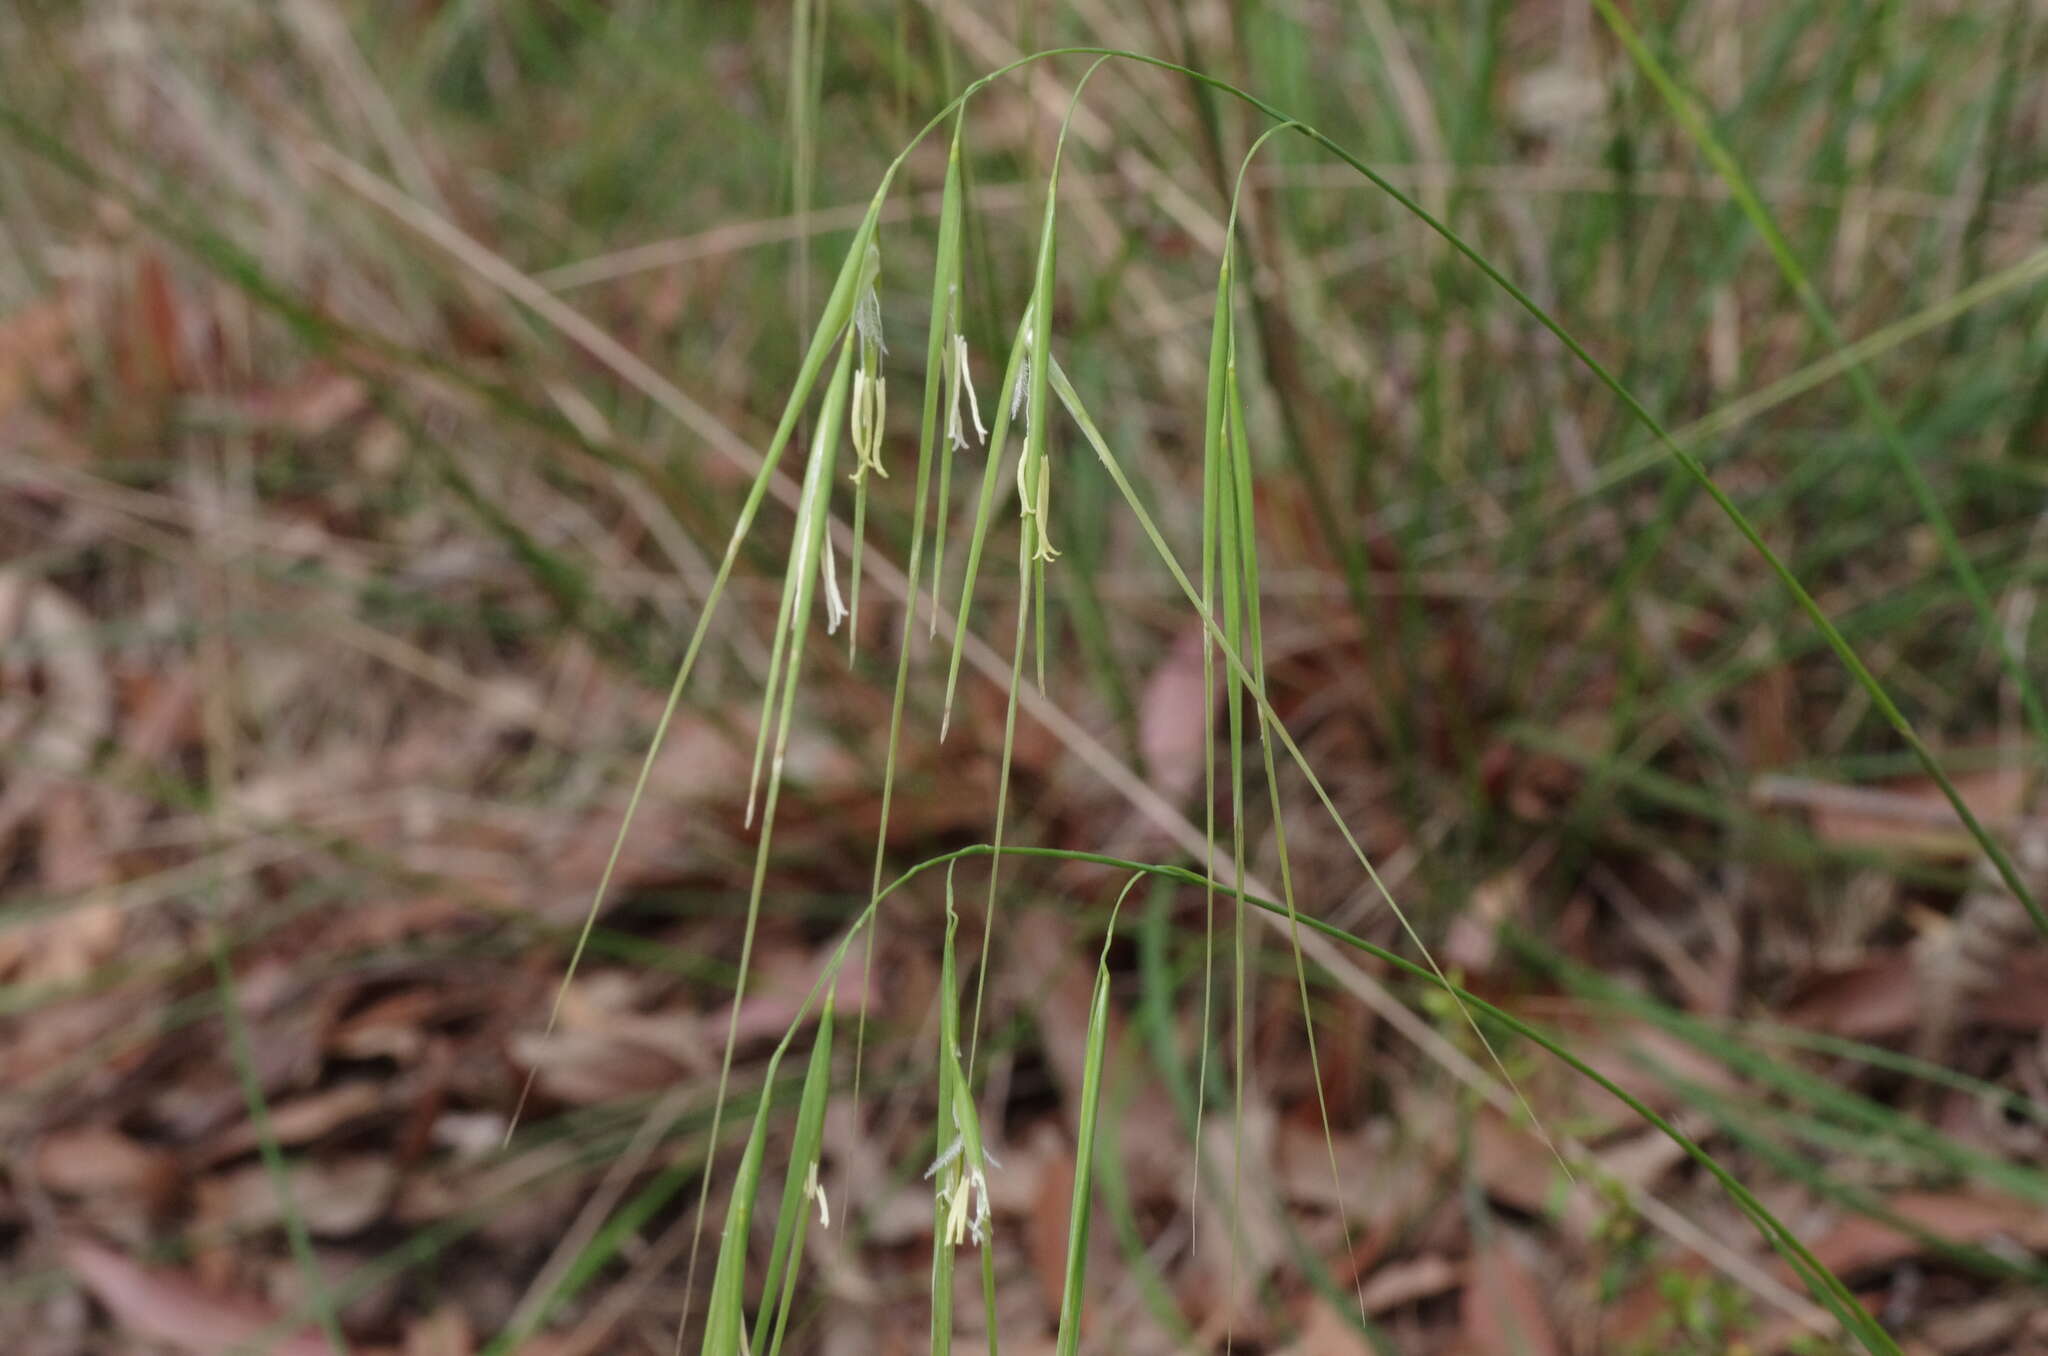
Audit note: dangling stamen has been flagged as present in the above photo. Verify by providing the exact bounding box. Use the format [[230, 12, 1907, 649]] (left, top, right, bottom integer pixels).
[[1031, 452, 1060, 563], [867, 375, 887, 477], [849, 351, 890, 482], [847, 243, 889, 483], [805, 1161, 830, 1229], [849, 369, 871, 478], [819, 522, 847, 634], [948, 332, 986, 450]]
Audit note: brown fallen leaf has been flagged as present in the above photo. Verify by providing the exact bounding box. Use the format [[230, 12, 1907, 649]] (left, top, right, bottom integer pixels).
[[1274, 1297, 1378, 1356], [0, 290, 80, 419], [195, 1156, 397, 1238], [403, 1303, 475, 1356], [0, 989, 149, 1096], [1913, 1292, 2041, 1354], [1598, 1254, 1712, 1349], [1138, 623, 1212, 808], [511, 1025, 696, 1105], [1459, 1235, 1561, 1356], [1013, 910, 1184, 1196], [1805, 1191, 2048, 1277], [330, 987, 447, 1064], [1273, 1118, 1433, 1239], [1469, 1113, 1561, 1217], [0, 574, 114, 917], [34, 1125, 179, 1207], [240, 369, 370, 438], [1786, 950, 2048, 1038], [37, 782, 110, 896], [122, 248, 191, 395], [1026, 1146, 1077, 1323], [1358, 1253, 1461, 1314], [1783, 958, 1920, 1038], [703, 939, 874, 1051], [63, 1236, 339, 1356], [200, 1081, 387, 1165]]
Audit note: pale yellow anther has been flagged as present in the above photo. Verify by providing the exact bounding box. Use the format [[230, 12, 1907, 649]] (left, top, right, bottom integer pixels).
[[947, 333, 986, 451], [944, 1176, 973, 1247]]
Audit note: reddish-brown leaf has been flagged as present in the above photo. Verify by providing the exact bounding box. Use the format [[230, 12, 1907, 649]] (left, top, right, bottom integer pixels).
[[63, 1237, 338, 1356], [0, 291, 79, 418], [34, 1126, 178, 1206], [1806, 1192, 2048, 1276], [1138, 623, 1212, 809], [1459, 1236, 1561, 1356], [1787, 950, 2048, 1038]]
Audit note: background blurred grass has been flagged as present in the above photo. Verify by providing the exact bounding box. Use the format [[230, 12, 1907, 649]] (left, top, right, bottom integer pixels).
[[2, 2, 2047, 1353]]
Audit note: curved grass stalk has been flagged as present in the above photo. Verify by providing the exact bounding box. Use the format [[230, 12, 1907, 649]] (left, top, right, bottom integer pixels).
[[1590, 0, 2048, 934], [865, 842, 1900, 1355]]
